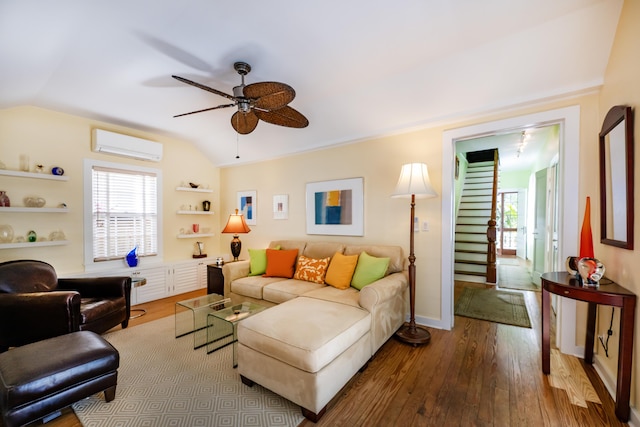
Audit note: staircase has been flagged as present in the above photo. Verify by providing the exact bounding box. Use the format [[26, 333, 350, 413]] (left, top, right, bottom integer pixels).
[[454, 158, 498, 283]]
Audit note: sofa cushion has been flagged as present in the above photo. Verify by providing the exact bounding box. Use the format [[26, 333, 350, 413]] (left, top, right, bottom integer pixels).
[[351, 251, 390, 290], [344, 244, 404, 274], [302, 242, 345, 260], [264, 249, 298, 278], [302, 286, 361, 308], [293, 255, 330, 284], [325, 252, 359, 290], [269, 240, 307, 254], [238, 297, 370, 373], [231, 276, 289, 300], [248, 249, 268, 276], [263, 279, 326, 304]]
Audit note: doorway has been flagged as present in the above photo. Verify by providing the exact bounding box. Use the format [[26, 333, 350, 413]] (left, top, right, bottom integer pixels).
[[440, 106, 580, 333], [497, 191, 518, 256]]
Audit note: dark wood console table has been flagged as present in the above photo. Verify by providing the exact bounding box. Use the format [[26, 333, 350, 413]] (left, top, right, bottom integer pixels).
[[541, 272, 636, 421]]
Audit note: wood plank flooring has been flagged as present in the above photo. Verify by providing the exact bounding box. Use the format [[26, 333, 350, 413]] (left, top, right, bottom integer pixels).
[[15, 284, 628, 427]]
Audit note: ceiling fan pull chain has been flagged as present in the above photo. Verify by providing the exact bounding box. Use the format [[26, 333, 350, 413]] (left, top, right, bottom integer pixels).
[[235, 116, 240, 159]]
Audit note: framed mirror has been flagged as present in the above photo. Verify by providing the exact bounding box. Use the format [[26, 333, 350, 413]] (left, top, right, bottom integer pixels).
[[599, 105, 634, 249]]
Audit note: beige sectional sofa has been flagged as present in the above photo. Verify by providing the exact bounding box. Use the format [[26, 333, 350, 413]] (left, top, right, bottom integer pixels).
[[222, 240, 408, 422]]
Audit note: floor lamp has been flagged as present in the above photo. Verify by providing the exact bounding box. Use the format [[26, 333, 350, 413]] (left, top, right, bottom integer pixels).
[[392, 163, 437, 346], [221, 209, 251, 261]]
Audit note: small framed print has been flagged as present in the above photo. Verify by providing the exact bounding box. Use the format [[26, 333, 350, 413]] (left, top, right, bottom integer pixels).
[[273, 194, 288, 220], [237, 190, 256, 225]]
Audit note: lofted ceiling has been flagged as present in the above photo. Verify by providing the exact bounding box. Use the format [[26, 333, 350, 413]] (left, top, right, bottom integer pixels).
[[0, 0, 623, 167]]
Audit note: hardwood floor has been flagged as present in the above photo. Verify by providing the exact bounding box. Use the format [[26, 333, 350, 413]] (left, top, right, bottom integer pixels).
[[21, 286, 627, 427]]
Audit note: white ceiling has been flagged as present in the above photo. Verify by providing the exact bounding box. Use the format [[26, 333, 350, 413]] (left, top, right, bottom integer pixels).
[[0, 0, 623, 167]]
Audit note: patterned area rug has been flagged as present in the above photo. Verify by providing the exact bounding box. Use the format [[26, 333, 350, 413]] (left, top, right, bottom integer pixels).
[[454, 287, 532, 328], [73, 316, 303, 426]]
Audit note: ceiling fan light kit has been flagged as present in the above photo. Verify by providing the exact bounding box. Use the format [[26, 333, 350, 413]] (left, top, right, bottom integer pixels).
[[173, 62, 309, 135]]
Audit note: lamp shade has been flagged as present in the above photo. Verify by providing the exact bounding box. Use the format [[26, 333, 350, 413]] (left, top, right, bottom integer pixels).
[[221, 209, 251, 234], [391, 163, 438, 199]]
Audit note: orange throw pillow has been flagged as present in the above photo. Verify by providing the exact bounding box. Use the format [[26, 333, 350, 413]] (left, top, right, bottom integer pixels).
[[325, 252, 359, 289], [294, 255, 331, 284], [264, 249, 298, 278]]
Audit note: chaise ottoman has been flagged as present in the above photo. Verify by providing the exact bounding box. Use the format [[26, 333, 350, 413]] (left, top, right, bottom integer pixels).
[[0, 331, 119, 427], [237, 296, 372, 422]]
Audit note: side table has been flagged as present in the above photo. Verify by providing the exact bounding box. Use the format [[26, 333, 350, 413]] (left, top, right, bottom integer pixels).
[[130, 277, 147, 319], [207, 301, 265, 367], [541, 271, 636, 422], [207, 264, 224, 295]]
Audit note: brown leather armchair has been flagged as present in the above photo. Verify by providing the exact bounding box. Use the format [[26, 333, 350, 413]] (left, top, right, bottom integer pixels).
[[0, 260, 131, 352]]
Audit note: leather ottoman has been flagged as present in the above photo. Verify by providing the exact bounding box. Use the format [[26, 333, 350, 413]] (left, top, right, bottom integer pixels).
[[0, 331, 119, 427]]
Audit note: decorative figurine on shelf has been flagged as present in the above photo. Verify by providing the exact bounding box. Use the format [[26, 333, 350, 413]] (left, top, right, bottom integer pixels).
[[126, 246, 139, 267], [0, 225, 13, 243], [577, 257, 605, 287], [0, 191, 10, 207], [193, 241, 207, 259], [203, 200, 211, 211], [51, 167, 64, 176], [27, 230, 37, 242]]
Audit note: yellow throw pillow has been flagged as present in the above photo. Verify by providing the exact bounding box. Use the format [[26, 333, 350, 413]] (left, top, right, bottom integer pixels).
[[325, 252, 359, 290], [294, 255, 331, 284]]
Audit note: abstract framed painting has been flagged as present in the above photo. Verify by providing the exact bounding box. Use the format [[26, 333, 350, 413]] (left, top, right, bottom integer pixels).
[[305, 177, 363, 236], [237, 190, 257, 225]]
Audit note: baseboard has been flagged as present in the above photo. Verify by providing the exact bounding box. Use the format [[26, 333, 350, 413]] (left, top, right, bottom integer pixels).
[[593, 354, 639, 426]]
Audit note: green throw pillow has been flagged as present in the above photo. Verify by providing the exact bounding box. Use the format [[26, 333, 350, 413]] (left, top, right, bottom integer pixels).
[[248, 249, 267, 276], [351, 251, 390, 290]]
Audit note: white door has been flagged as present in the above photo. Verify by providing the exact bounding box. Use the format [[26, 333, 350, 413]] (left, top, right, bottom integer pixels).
[[532, 169, 547, 285], [516, 189, 527, 259]]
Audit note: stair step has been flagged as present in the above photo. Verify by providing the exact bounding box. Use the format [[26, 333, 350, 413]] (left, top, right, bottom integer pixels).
[[454, 252, 487, 262], [455, 242, 488, 252], [456, 224, 487, 233], [462, 189, 494, 197], [455, 248, 489, 254], [456, 217, 490, 225], [459, 201, 492, 210], [454, 273, 488, 283], [456, 235, 488, 244], [458, 209, 492, 217], [460, 195, 493, 203], [455, 263, 487, 273], [468, 161, 494, 168], [464, 183, 494, 190]]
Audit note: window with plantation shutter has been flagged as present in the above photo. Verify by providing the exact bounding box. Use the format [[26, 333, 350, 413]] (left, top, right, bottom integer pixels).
[[84, 159, 162, 268]]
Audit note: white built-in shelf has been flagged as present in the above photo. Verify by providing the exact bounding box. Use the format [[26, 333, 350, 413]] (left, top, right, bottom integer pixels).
[[175, 186, 212, 193], [0, 169, 69, 181], [0, 206, 69, 213], [0, 240, 69, 249], [176, 210, 213, 215], [177, 233, 214, 239]]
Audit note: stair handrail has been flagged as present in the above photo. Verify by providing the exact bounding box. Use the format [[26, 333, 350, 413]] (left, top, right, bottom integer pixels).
[[486, 149, 498, 283]]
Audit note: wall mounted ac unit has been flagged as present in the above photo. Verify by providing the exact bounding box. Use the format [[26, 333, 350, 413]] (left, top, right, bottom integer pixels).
[[92, 129, 163, 162]]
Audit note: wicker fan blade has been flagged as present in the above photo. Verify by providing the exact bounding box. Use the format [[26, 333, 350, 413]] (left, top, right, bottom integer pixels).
[[174, 103, 235, 118], [172, 75, 236, 102], [243, 82, 295, 110], [254, 106, 309, 129], [231, 110, 259, 134]]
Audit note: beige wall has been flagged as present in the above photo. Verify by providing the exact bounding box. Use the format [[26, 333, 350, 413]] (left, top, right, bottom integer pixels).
[[220, 92, 601, 324], [595, 0, 640, 406], [0, 106, 221, 274]]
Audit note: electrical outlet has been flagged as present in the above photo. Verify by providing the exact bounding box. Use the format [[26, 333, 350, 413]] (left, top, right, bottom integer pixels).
[[422, 221, 429, 232]]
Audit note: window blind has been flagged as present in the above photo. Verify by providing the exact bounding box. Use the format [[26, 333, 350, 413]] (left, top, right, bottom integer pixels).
[[92, 165, 158, 262]]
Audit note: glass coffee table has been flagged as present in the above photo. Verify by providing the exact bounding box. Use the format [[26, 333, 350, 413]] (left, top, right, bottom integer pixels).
[[207, 301, 265, 367], [175, 293, 231, 349]]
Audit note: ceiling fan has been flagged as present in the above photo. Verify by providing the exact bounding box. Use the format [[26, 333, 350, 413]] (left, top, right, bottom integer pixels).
[[172, 62, 309, 135]]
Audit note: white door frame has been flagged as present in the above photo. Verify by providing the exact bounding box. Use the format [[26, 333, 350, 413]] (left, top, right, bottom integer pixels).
[[440, 106, 581, 357]]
